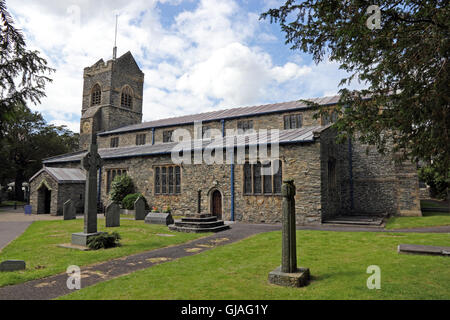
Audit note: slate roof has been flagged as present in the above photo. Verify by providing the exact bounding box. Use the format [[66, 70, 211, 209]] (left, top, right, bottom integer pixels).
[[98, 95, 340, 136], [43, 126, 328, 165], [30, 167, 86, 183]]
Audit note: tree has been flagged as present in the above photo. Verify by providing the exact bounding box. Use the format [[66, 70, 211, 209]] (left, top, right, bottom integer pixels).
[[0, 104, 79, 201], [0, 0, 54, 136], [261, 1, 449, 192], [110, 175, 135, 204]]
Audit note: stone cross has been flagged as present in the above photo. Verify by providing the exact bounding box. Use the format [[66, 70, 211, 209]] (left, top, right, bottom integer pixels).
[[281, 180, 297, 273], [197, 190, 202, 214], [81, 137, 103, 234]]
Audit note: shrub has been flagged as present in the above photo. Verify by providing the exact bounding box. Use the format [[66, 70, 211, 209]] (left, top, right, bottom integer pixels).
[[110, 175, 134, 204], [87, 232, 121, 250], [122, 193, 148, 210], [162, 205, 172, 213], [418, 165, 449, 200]]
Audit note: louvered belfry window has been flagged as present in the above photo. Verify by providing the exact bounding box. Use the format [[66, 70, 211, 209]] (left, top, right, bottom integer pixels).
[[91, 84, 101, 106], [121, 86, 133, 109]]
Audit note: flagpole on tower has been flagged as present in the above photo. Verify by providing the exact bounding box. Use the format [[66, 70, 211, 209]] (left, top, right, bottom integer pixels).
[[113, 14, 118, 60]]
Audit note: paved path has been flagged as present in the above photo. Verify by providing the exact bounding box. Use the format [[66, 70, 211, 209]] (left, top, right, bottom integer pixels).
[[0, 223, 280, 300]]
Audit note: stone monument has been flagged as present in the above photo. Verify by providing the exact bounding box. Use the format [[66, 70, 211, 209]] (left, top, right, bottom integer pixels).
[[71, 134, 103, 246], [63, 199, 76, 220], [268, 180, 310, 287], [106, 202, 120, 227], [134, 197, 146, 221]]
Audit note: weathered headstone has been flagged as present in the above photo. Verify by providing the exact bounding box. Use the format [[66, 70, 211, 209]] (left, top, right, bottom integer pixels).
[[145, 212, 174, 226], [106, 202, 120, 227], [71, 133, 103, 247], [268, 180, 310, 287], [134, 197, 146, 221], [63, 199, 76, 220], [0, 260, 26, 272]]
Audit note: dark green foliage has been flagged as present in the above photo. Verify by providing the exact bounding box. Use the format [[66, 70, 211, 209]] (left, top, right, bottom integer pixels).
[[419, 165, 449, 200], [0, 104, 79, 200], [0, 0, 54, 137], [261, 1, 449, 180], [122, 193, 148, 210], [87, 232, 121, 250], [110, 175, 135, 204]]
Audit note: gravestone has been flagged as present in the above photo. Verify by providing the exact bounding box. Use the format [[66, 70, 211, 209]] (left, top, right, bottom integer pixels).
[[71, 134, 103, 247], [145, 212, 174, 226], [268, 180, 310, 287], [106, 202, 120, 227], [134, 197, 146, 221], [63, 199, 76, 220], [0, 260, 26, 272]]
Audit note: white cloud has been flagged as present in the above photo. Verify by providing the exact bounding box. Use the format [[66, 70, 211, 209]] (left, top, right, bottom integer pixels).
[[7, 0, 362, 133]]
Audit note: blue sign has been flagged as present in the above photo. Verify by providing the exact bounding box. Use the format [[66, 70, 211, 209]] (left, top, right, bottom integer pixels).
[[24, 205, 32, 215]]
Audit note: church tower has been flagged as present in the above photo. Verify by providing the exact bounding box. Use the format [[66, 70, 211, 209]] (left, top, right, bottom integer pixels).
[[79, 51, 144, 150]]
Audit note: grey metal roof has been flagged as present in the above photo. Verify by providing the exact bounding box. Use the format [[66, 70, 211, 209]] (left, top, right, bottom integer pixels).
[[99, 95, 340, 136], [30, 167, 86, 183], [44, 126, 328, 164]]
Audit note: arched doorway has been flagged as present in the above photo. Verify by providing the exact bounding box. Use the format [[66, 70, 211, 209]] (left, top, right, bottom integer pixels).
[[211, 190, 222, 219], [37, 185, 51, 214]]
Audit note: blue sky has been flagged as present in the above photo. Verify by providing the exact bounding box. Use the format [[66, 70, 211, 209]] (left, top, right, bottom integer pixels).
[[7, 0, 362, 133]]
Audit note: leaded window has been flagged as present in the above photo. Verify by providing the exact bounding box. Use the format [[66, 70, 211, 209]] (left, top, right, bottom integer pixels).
[[136, 134, 146, 145], [284, 114, 303, 129], [110, 137, 119, 148], [243, 160, 282, 195], [163, 130, 174, 143], [154, 165, 181, 195]]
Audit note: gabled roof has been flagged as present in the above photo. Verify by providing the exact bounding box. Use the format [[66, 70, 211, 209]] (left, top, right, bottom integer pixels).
[[43, 126, 328, 164], [98, 95, 340, 136], [30, 167, 86, 184]]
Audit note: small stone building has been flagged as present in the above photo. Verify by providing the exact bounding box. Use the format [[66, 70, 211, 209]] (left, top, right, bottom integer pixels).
[[30, 51, 422, 223], [29, 167, 85, 216]]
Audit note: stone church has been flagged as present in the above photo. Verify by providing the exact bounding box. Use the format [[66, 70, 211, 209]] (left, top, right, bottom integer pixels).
[[29, 52, 422, 224]]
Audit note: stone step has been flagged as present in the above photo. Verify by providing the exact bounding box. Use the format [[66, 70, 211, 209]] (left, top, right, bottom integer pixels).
[[174, 220, 226, 229], [181, 216, 218, 223], [168, 224, 230, 233], [324, 220, 384, 226]]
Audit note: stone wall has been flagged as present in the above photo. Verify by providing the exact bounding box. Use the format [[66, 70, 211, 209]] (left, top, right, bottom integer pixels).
[[97, 140, 323, 225]]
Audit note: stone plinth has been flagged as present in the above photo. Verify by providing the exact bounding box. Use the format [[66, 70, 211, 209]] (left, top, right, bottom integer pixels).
[[268, 266, 310, 288], [71, 232, 104, 247]]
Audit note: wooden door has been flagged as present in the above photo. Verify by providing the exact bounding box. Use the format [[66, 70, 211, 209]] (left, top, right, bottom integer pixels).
[[212, 190, 222, 219]]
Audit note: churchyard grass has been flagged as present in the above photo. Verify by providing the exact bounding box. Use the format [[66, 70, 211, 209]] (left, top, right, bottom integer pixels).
[[60, 230, 450, 300], [385, 211, 450, 230], [0, 219, 208, 287]]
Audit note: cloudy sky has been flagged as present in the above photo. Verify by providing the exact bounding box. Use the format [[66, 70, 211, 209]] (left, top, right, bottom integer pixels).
[[8, 0, 363, 133]]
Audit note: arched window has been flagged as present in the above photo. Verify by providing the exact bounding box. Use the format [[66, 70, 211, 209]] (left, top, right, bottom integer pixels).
[[91, 84, 101, 106], [121, 86, 133, 109]]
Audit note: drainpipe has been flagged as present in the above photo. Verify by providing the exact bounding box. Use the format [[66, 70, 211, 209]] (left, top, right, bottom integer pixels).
[[152, 128, 155, 145], [348, 137, 354, 211], [230, 148, 235, 222], [222, 119, 235, 221]]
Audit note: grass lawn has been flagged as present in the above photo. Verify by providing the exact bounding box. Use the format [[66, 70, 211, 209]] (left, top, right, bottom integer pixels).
[[385, 211, 450, 230], [60, 230, 450, 300], [0, 219, 208, 287]]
